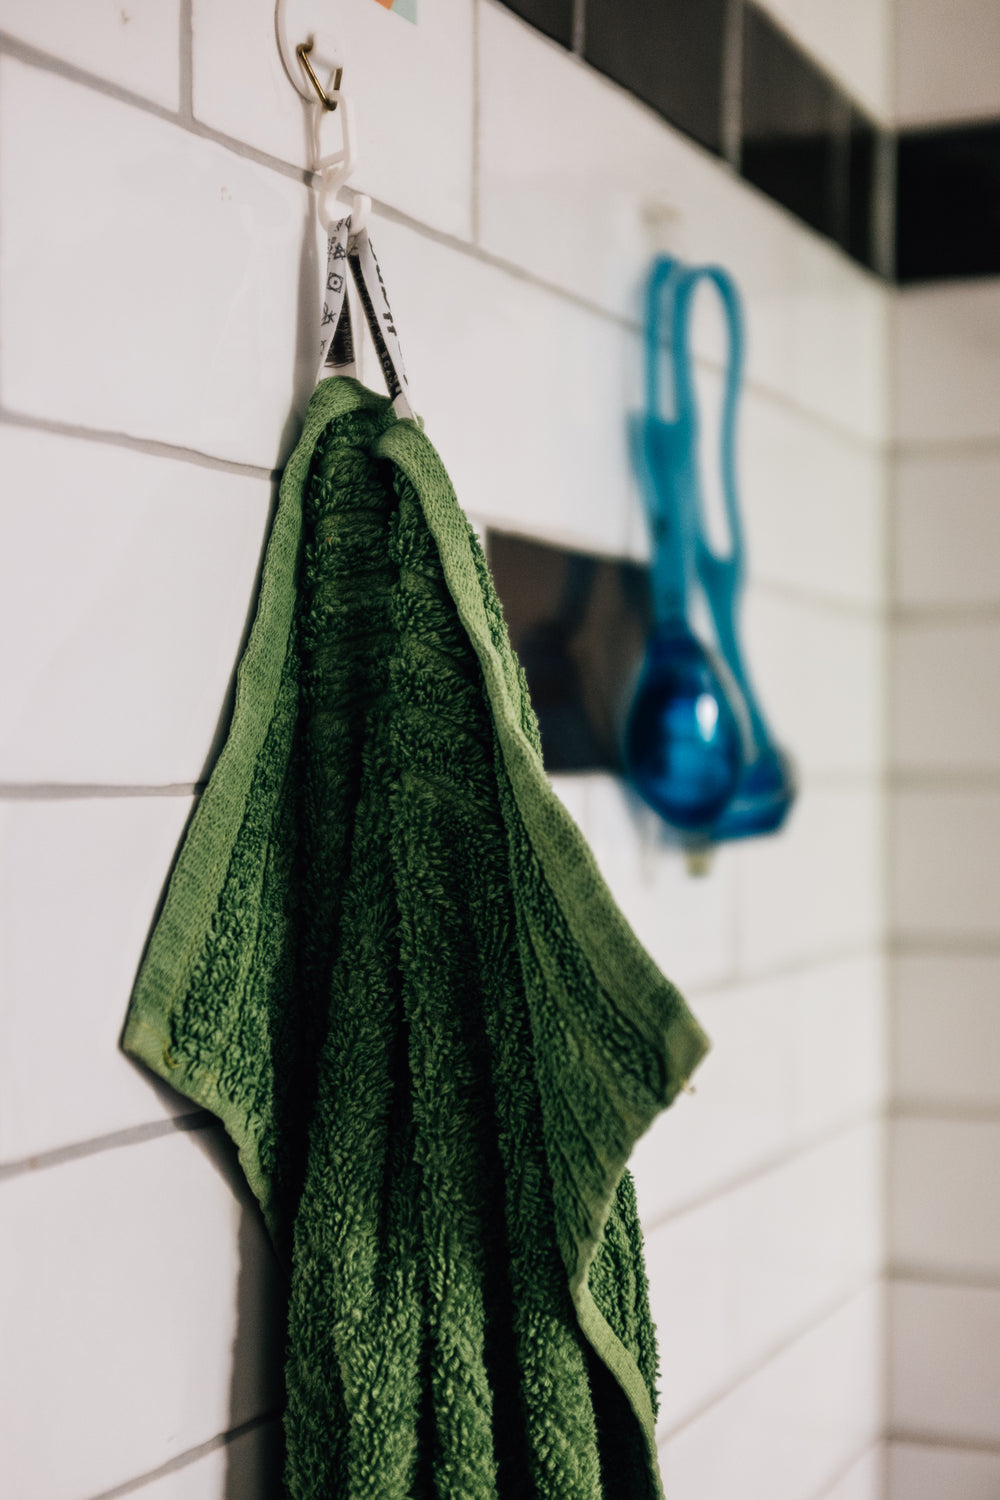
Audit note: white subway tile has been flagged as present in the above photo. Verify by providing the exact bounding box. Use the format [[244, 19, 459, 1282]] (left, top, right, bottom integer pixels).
[[797, 954, 893, 1128], [632, 953, 886, 1224], [734, 783, 884, 975], [0, 0, 181, 108], [743, 591, 884, 776], [0, 57, 312, 468], [895, 0, 1000, 126], [368, 212, 642, 559], [818, 1445, 883, 1500], [895, 281, 1000, 446], [646, 1123, 882, 1433], [741, 392, 886, 609], [477, 5, 890, 443], [0, 428, 272, 786], [891, 790, 1000, 940], [585, 773, 738, 993], [754, 0, 891, 120], [892, 621, 1000, 773], [634, 977, 795, 1223], [891, 1118, 1000, 1279], [0, 797, 195, 1163], [191, 0, 474, 238], [890, 1281, 1000, 1445], [787, 953, 888, 1138], [895, 452, 1000, 610], [0, 1130, 283, 1500], [893, 954, 1000, 1111], [127, 1422, 282, 1500], [658, 1285, 883, 1500], [888, 1440, 1000, 1500]]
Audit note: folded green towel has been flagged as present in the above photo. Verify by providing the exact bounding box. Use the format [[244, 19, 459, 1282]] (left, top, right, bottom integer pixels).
[[123, 375, 709, 1498]]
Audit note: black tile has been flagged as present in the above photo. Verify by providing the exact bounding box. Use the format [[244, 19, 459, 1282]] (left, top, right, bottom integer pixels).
[[846, 111, 877, 267], [897, 122, 1000, 282], [498, 0, 574, 48], [486, 532, 652, 774], [585, 0, 729, 156], [740, 4, 848, 242]]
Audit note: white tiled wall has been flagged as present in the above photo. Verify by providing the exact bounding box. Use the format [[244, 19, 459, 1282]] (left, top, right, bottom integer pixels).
[[0, 2, 891, 1496], [0, 1128, 283, 1499], [887, 175, 1000, 1500]]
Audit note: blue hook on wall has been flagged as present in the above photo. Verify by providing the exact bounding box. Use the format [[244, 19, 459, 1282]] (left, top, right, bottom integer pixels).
[[623, 256, 796, 845]]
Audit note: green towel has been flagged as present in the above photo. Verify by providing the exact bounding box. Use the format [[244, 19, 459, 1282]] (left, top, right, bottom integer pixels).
[[123, 375, 709, 1498]]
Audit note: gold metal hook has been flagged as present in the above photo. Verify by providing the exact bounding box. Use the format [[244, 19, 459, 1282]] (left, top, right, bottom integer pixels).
[[296, 38, 342, 110]]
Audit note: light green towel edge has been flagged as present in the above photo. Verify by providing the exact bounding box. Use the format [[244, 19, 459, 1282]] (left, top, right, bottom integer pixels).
[[122, 376, 710, 1484]]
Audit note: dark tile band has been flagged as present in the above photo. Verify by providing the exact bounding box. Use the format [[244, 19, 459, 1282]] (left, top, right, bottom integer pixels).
[[498, 0, 1000, 283]]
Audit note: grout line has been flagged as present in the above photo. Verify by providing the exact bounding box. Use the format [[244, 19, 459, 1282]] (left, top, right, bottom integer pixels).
[[0, 782, 205, 800], [792, 769, 884, 788], [892, 1100, 1000, 1123], [888, 1429, 1000, 1458], [890, 1265, 1000, 1292], [0, 29, 181, 125], [878, 1276, 891, 1488], [179, 0, 194, 123], [806, 1438, 882, 1500], [470, 0, 481, 245], [0, 1112, 217, 1183], [880, 269, 895, 1475], [83, 1413, 280, 1500], [571, 0, 586, 56], [894, 601, 1000, 624], [641, 1107, 882, 1237], [873, 129, 897, 282], [0, 408, 280, 480], [0, 32, 308, 184], [719, 0, 744, 171], [891, 769, 1000, 791], [655, 1275, 881, 1445], [747, 575, 884, 619], [894, 432, 1000, 460], [891, 933, 1000, 957]]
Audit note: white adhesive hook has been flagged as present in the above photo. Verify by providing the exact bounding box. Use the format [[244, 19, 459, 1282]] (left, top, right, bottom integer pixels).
[[274, 0, 340, 105], [312, 90, 360, 232], [275, 0, 372, 241], [351, 193, 371, 240]]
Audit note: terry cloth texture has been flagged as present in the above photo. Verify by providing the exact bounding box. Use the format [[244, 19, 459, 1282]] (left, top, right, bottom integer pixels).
[[123, 377, 710, 1500]]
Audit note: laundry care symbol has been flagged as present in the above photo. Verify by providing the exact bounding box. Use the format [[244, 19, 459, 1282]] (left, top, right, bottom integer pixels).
[[326, 271, 345, 292], [321, 303, 338, 326], [373, 254, 397, 339]]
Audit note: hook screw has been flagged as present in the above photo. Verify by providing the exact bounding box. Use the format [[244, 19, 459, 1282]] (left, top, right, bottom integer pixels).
[[296, 38, 342, 110]]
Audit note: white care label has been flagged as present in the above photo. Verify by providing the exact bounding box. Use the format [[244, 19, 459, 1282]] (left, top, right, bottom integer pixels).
[[347, 227, 413, 420], [318, 210, 415, 422], [318, 217, 357, 378]]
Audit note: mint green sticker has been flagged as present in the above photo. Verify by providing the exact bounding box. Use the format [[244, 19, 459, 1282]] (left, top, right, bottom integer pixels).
[[393, 0, 417, 20]]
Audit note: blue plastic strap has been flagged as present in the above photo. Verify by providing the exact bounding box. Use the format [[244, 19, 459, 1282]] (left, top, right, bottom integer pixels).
[[671, 266, 771, 744], [668, 264, 746, 573], [637, 258, 691, 624]]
